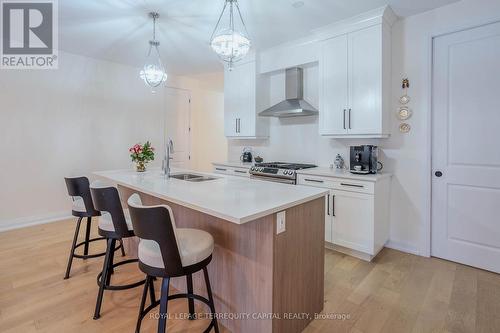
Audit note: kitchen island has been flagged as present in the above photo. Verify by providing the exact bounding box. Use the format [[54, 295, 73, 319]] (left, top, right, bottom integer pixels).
[[94, 168, 327, 333]]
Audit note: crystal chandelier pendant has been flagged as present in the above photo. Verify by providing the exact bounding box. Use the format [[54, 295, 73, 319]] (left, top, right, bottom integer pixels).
[[210, 0, 251, 70], [140, 12, 167, 90]]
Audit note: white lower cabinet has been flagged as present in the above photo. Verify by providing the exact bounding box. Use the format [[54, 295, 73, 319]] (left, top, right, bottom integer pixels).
[[298, 173, 391, 261], [331, 190, 373, 254]]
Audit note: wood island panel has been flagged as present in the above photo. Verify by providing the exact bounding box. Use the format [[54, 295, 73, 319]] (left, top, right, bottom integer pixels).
[[118, 185, 325, 333]]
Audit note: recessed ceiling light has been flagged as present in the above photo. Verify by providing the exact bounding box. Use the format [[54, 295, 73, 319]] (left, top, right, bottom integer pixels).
[[292, 1, 304, 8]]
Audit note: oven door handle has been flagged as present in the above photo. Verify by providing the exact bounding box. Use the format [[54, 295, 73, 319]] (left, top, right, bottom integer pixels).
[[250, 175, 295, 185]]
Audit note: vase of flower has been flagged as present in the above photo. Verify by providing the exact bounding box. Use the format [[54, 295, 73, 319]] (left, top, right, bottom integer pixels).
[[129, 141, 155, 172]]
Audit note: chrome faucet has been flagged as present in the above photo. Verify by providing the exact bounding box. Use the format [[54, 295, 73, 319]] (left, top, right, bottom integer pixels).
[[162, 139, 174, 178]]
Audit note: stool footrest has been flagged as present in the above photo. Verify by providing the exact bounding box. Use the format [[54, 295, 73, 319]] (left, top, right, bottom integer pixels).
[[72, 236, 115, 259], [97, 259, 145, 291]]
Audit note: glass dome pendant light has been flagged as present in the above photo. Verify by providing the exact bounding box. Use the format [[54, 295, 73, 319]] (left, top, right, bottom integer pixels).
[[140, 12, 167, 90], [210, 0, 251, 71]]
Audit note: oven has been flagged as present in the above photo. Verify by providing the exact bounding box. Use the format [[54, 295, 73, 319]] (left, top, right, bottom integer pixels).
[[249, 162, 317, 185]]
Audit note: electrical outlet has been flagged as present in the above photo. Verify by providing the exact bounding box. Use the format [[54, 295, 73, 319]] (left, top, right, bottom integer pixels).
[[276, 211, 286, 234]]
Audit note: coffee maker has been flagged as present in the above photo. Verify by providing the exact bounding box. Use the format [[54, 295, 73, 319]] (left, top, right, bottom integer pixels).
[[349, 145, 382, 174], [240, 147, 253, 163]]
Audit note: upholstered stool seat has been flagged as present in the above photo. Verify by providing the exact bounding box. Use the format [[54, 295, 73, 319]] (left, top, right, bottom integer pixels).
[[138, 229, 214, 269], [98, 210, 133, 232], [72, 197, 87, 213]]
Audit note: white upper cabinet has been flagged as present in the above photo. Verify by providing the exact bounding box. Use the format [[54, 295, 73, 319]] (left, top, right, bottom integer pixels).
[[319, 23, 391, 138], [319, 34, 349, 136], [224, 60, 269, 138]]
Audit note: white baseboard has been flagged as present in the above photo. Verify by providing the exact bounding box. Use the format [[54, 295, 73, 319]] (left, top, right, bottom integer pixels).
[[385, 240, 421, 256], [0, 211, 72, 233]]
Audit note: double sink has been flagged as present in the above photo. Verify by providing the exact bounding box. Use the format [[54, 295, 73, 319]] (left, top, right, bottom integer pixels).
[[170, 173, 218, 182]]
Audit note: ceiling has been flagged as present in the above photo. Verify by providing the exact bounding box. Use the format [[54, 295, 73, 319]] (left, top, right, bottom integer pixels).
[[59, 0, 460, 76]]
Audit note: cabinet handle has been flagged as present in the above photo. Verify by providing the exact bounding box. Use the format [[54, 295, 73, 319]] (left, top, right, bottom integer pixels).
[[343, 109, 346, 130], [234, 170, 246, 174], [348, 108, 352, 129], [327, 194, 330, 216], [304, 178, 324, 183], [332, 195, 335, 216], [235, 119, 238, 133], [238, 118, 241, 133], [215, 168, 227, 171], [340, 183, 364, 188]]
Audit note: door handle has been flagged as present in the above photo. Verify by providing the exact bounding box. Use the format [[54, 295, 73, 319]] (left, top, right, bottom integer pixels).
[[435, 171, 443, 177], [332, 195, 335, 216], [343, 109, 346, 129], [348, 108, 351, 129], [340, 183, 364, 188], [304, 178, 324, 183], [327, 194, 330, 216]]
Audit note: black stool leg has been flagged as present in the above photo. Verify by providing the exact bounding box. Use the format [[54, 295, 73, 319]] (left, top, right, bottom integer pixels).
[[158, 277, 170, 333], [119, 239, 126, 256], [107, 239, 116, 282], [186, 274, 195, 320], [136, 275, 151, 333], [203, 267, 219, 333], [93, 238, 113, 320], [64, 217, 83, 279], [149, 276, 156, 304], [83, 217, 92, 257]]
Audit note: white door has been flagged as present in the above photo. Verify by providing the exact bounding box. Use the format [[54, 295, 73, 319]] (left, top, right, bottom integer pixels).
[[332, 190, 373, 254], [319, 34, 349, 136], [348, 25, 382, 135], [432, 21, 500, 273], [165, 88, 191, 168]]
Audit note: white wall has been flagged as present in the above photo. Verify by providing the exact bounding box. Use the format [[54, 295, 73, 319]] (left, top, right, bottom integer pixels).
[[228, 0, 500, 256], [0, 51, 225, 231]]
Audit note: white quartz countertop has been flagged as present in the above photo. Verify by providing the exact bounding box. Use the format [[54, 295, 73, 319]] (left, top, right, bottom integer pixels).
[[212, 161, 253, 169], [94, 168, 327, 224], [296, 167, 392, 182]]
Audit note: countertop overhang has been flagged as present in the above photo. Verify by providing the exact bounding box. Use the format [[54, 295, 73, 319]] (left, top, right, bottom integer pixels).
[[94, 168, 328, 224]]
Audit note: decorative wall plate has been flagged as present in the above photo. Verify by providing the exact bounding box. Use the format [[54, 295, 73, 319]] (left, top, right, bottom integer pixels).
[[399, 95, 411, 105], [399, 123, 411, 133], [397, 106, 413, 120]]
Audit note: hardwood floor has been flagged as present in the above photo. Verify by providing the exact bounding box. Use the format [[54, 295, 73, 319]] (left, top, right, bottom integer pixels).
[[1, 219, 500, 333]]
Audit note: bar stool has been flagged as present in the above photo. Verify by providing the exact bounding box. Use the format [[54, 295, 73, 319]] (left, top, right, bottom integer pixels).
[[127, 193, 219, 333], [64, 176, 124, 279], [90, 181, 148, 320]]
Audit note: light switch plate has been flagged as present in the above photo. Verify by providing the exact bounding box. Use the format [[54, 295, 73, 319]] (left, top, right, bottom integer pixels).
[[276, 211, 286, 234]]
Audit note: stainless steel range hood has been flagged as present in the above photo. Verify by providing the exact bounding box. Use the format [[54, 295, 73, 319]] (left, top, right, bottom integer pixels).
[[259, 67, 318, 118]]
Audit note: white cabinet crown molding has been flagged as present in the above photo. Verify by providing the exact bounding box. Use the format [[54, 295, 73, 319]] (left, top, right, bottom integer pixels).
[[312, 5, 398, 40]]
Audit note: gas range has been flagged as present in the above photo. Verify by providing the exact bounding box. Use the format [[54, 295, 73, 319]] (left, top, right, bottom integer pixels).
[[249, 162, 317, 184]]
